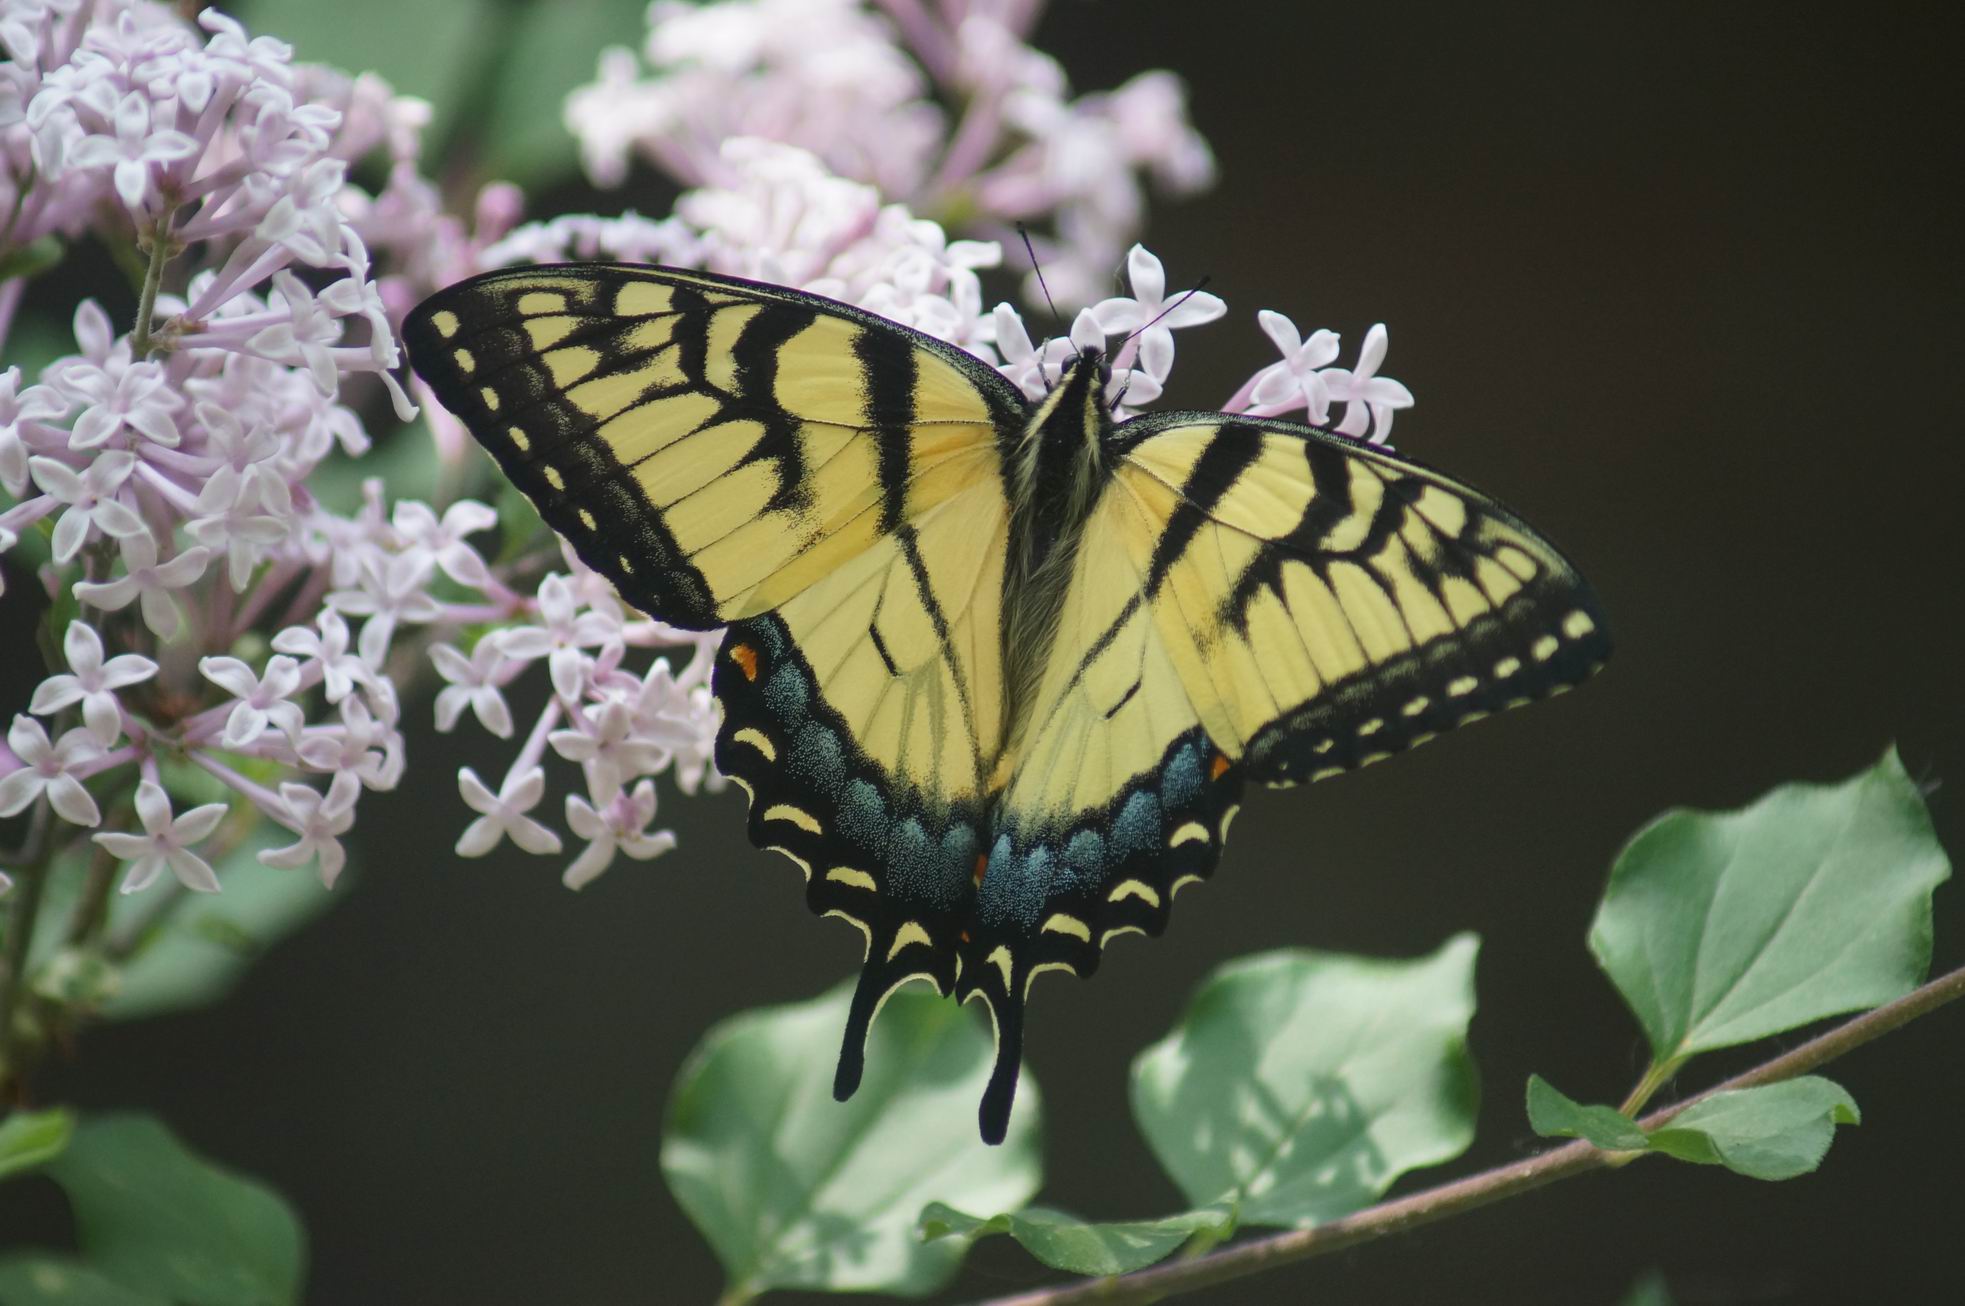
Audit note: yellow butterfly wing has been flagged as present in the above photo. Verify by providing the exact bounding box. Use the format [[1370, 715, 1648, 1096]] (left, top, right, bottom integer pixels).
[[404, 264, 1028, 1097], [957, 413, 1608, 1132]]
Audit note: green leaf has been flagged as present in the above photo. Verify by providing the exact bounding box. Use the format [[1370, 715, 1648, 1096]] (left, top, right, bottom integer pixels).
[[1588, 747, 1950, 1064], [100, 833, 338, 1022], [47, 1114, 305, 1306], [1645, 1077, 1860, 1181], [1131, 935, 1481, 1228], [475, 0, 650, 186], [661, 979, 1042, 1300], [242, 0, 493, 154], [1620, 1269, 1675, 1306], [919, 1203, 1236, 1277], [1524, 1075, 1646, 1151], [0, 1108, 76, 1180], [0, 1257, 167, 1305]]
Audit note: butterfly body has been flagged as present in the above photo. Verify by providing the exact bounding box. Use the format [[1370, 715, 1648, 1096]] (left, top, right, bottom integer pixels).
[[404, 263, 1610, 1143]]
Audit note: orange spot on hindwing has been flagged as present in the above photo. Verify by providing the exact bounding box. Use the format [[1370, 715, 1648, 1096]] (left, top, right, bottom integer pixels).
[[1210, 752, 1231, 781], [729, 642, 759, 682], [972, 853, 989, 886]]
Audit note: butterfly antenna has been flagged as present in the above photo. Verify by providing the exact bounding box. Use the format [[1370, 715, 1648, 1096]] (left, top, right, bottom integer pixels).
[[1017, 223, 1071, 364], [1118, 275, 1214, 352]]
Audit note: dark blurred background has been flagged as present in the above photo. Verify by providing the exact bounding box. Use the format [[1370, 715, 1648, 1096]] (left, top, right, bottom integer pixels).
[[4, 2, 1962, 1303]]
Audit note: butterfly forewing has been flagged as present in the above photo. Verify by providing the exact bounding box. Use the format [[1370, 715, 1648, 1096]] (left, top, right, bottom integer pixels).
[[402, 263, 1023, 627]]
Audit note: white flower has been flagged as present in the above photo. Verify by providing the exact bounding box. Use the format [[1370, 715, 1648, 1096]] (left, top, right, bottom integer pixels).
[[549, 700, 667, 805], [93, 780, 228, 895], [0, 714, 102, 827], [259, 772, 360, 887], [73, 530, 212, 640], [199, 654, 306, 747], [60, 353, 184, 450], [391, 499, 496, 588], [455, 766, 561, 857], [295, 695, 402, 790], [27, 450, 145, 564], [430, 639, 515, 738], [0, 365, 67, 497], [247, 271, 344, 395], [1247, 310, 1341, 423], [1091, 244, 1224, 383], [563, 779, 674, 890], [29, 620, 157, 745], [65, 89, 201, 211], [271, 610, 370, 705], [326, 550, 442, 658], [186, 466, 291, 590], [1321, 323, 1414, 442], [499, 573, 618, 701]]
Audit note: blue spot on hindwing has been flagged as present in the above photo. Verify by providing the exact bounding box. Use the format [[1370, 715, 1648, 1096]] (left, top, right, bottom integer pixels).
[[788, 721, 845, 797], [1113, 791, 1162, 859], [838, 779, 890, 849]]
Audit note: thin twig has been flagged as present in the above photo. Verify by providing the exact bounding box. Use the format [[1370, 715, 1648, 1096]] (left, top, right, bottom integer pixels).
[[970, 962, 1965, 1306]]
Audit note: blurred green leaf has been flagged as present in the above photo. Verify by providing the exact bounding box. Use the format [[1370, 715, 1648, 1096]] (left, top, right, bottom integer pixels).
[[1523, 1075, 1645, 1151], [100, 832, 338, 1022], [476, 0, 649, 186], [0, 1257, 167, 1305], [1130, 935, 1480, 1228], [0, 1108, 75, 1180], [306, 420, 440, 517], [1588, 747, 1949, 1065], [661, 979, 1042, 1300], [1645, 1077, 1859, 1181], [1620, 1269, 1674, 1306], [0, 235, 65, 283], [919, 1202, 1235, 1276], [47, 1114, 305, 1306], [242, 0, 493, 153]]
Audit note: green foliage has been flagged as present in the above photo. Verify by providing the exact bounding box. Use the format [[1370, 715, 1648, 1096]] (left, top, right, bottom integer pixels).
[[1523, 1075, 1645, 1151], [1525, 1075, 1860, 1182], [1131, 934, 1481, 1228], [0, 1257, 167, 1305], [1588, 747, 1948, 1066], [1644, 1078, 1860, 1181], [0, 1108, 74, 1181], [919, 1203, 1234, 1277], [660, 979, 1041, 1301], [242, 0, 645, 188], [42, 1114, 305, 1306], [21, 828, 337, 1021]]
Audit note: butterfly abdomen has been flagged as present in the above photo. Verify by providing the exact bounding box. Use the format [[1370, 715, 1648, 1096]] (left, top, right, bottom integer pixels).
[[1001, 352, 1115, 755]]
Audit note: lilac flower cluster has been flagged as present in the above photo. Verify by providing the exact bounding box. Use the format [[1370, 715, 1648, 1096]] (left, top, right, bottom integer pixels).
[[565, 0, 1216, 306], [0, 0, 716, 912], [3, 0, 1410, 928]]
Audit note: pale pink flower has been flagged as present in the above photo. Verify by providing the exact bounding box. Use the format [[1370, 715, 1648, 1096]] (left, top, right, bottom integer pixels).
[[94, 781, 228, 894], [30, 620, 156, 745]]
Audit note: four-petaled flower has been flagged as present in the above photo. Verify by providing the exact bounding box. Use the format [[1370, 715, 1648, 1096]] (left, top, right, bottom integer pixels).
[[1320, 323, 1414, 443], [92, 780, 229, 894], [271, 610, 371, 705], [563, 779, 675, 890], [27, 449, 145, 564], [431, 639, 516, 738], [455, 766, 562, 858], [30, 620, 157, 744], [72, 530, 212, 640], [199, 654, 307, 748], [1091, 244, 1224, 390], [0, 714, 104, 827], [260, 772, 361, 887], [66, 89, 200, 210], [1247, 310, 1341, 424]]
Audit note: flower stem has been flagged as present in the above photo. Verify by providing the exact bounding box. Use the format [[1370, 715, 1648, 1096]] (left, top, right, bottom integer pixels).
[[968, 962, 1965, 1306], [0, 800, 54, 1097], [131, 208, 176, 358]]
